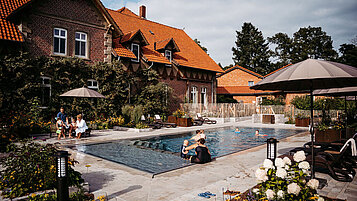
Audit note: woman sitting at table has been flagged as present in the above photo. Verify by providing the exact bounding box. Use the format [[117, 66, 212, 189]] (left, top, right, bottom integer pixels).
[[74, 114, 87, 139]]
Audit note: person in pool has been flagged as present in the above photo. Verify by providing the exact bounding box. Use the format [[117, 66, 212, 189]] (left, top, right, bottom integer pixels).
[[185, 138, 211, 164], [235, 128, 240, 133], [191, 130, 203, 141], [255, 130, 267, 137], [180, 140, 189, 159]]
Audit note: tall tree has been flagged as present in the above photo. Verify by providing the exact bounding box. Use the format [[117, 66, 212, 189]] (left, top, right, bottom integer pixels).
[[338, 42, 357, 67], [268, 33, 292, 67], [269, 26, 338, 65], [232, 22, 271, 75], [194, 38, 208, 53]]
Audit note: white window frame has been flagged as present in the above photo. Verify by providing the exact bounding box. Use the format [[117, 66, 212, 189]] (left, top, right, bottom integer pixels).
[[165, 50, 172, 62], [87, 79, 98, 90], [75, 32, 88, 58], [248, 81, 254, 86], [191, 86, 198, 104], [201, 87, 207, 105], [40, 76, 51, 107], [131, 43, 140, 62], [53, 28, 67, 55]]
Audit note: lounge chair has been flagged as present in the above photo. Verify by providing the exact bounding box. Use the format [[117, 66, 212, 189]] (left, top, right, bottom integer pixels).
[[154, 115, 177, 128], [305, 140, 356, 182], [195, 113, 217, 124], [141, 115, 162, 129]]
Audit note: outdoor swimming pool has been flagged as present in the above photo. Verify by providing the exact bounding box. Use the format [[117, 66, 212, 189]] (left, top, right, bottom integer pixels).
[[77, 127, 302, 174]]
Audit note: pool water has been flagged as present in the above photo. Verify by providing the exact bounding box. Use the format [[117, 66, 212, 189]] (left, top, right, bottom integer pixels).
[[77, 127, 302, 174]]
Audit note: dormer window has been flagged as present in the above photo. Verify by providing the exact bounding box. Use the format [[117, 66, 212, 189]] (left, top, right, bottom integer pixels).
[[248, 81, 254, 86], [131, 43, 140, 62], [165, 50, 172, 62]]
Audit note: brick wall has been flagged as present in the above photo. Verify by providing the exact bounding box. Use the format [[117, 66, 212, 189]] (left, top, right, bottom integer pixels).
[[19, 0, 109, 63], [217, 68, 262, 86]]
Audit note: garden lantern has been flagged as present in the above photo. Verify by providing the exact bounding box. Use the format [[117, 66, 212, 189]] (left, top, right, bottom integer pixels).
[[55, 150, 70, 201], [266, 138, 278, 162]]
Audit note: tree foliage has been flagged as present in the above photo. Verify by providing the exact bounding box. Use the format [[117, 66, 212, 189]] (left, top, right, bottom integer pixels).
[[338, 41, 357, 67], [232, 22, 271, 75], [269, 26, 338, 66]]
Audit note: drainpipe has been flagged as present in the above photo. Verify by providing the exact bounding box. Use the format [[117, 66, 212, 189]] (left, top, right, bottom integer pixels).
[[148, 61, 154, 69]]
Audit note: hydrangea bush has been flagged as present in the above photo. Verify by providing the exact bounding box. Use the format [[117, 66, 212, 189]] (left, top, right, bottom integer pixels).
[[252, 151, 324, 201]]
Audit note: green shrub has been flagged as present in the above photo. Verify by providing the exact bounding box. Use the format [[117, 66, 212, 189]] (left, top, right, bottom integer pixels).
[[131, 105, 144, 124], [260, 96, 285, 105], [135, 122, 149, 129], [0, 142, 83, 199]]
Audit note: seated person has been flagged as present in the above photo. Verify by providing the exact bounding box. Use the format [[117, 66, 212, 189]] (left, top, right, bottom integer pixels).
[[181, 140, 189, 159], [191, 130, 202, 141], [55, 117, 65, 140], [74, 114, 88, 139], [185, 138, 211, 164]]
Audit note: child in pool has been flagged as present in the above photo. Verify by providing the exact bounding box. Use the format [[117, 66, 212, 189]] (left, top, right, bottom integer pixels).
[[180, 140, 189, 158], [235, 128, 240, 133], [255, 130, 267, 137]]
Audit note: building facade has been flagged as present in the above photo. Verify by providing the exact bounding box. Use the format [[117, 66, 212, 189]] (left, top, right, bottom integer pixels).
[[1, 2, 222, 109], [217, 65, 276, 104]]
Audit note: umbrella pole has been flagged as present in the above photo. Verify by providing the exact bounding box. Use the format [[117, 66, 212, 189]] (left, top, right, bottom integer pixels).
[[310, 89, 315, 178], [345, 96, 347, 138]]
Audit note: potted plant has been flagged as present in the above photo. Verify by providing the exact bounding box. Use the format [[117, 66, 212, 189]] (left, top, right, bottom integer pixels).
[[295, 113, 310, 127], [315, 122, 342, 143], [169, 109, 185, 124], [177, 114, 193, 127]]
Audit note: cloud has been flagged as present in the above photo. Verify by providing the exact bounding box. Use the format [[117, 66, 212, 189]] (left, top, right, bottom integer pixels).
[[102, 0, 357, 67]]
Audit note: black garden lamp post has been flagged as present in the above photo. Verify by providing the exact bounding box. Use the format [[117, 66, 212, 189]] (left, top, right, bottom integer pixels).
[[55, 150, 70, 201], [266, 138, 278, 163]]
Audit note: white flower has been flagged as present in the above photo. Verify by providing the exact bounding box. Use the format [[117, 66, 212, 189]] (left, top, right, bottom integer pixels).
[[276, 168, 288, 179], [252, 188, 259, 194], [307, 179, 319, 190], [275, 158, 285, 168], [287, 183, 301, 195], [263, 159, 274, 169], [298, 161, 310, 170], [283, 156, 292, 165], [277, 190, 284, 198], [265, 189, 275, 200], [318, 197, 324, 201], [255, 168, 267, 181], [293, 151, 306, 162]]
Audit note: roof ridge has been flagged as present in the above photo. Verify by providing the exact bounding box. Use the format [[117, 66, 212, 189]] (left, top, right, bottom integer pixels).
[[218, 64, 263, 78], [110, 7, 184, 31], [264, 63, 292, 77]]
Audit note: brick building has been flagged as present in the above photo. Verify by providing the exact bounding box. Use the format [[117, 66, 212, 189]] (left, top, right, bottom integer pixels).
[[1, 2, 223, 109], [107, 6, 223, 108], [217, 65, 277, 104]]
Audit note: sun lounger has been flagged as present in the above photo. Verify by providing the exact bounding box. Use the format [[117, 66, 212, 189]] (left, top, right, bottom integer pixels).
[[141, 115, 162, 129], [195, 113, 216, 124], [154, 115, 177, 128]]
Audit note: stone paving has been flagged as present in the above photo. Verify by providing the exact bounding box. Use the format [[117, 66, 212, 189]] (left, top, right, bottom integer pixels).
[[6, 119, 357, 201]]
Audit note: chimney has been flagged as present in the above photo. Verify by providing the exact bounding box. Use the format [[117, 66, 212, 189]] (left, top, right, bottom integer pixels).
[[139, 5, 146, 19]]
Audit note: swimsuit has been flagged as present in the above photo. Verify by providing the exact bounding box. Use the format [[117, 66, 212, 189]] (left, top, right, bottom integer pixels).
[[180, 145, 187, 158], [191, 146, 211, 164]]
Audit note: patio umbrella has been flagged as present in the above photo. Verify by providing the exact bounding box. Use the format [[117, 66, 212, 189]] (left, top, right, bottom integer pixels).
[[314, 87, 357, 136], [60, 87, 105, 98], [251, 59, 357, 178]]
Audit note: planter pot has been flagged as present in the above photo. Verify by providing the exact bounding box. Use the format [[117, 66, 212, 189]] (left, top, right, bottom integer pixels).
[[295, 118, 310, 127], [177, 118, 192, 127], [167, 116, 177, 124], [262, 114, 275, 124], [315, 129, 341, 143]]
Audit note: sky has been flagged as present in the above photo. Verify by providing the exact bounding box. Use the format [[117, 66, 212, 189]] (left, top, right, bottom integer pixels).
[[102, 0, 357, 67]]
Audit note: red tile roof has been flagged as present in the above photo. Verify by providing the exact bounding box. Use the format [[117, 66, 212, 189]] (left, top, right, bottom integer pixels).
[[217, 86, 277, 95], [112, 39, 136, 59], [264, 64, 292, 77], [217, 65, 264, 78], [0, 0, 28, 42], [107, 7, 223, 72]]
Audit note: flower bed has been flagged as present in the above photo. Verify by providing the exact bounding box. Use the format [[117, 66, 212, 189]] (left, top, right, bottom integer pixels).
[[235, 151, 325, 200]]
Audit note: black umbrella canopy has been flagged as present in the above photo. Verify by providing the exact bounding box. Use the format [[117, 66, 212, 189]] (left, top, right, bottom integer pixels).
[[251, 59, 357, 91]]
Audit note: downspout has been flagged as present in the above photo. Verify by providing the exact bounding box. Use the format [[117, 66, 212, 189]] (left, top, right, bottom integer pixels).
[[148, 61, 154, 69]]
